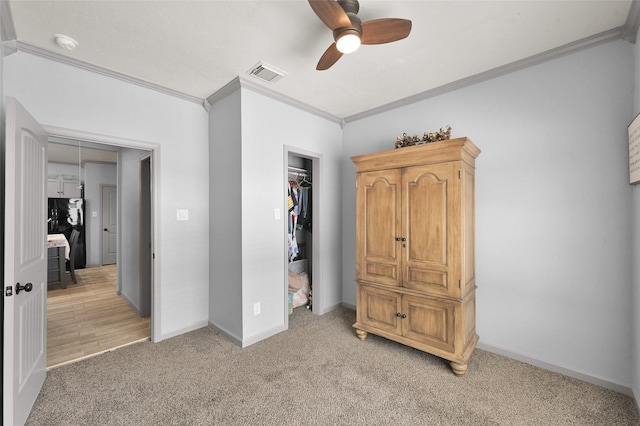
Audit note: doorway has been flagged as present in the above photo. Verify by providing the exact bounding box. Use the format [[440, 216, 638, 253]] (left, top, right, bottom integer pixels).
[[101, 185, 117, 265], [45, 130, 156, 367], [284, 146, 322, 327]]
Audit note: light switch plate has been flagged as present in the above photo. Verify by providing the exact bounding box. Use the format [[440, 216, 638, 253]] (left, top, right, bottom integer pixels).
[[177, 209, 189, 221]]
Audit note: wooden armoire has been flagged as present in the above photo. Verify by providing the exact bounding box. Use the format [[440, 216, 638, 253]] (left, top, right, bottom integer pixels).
[[351, 137, 480, 376]]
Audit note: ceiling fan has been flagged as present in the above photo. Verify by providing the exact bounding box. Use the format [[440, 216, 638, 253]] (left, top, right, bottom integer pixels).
[[308, 0, 412, 70]]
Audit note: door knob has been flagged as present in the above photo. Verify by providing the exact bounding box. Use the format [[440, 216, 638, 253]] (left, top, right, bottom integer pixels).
[[104, 228, 108, 231], [15, 282, 33, 295]]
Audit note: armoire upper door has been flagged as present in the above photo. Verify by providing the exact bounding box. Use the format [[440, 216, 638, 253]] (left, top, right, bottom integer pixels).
[[356, 168, 402, 286], [402, 162, 461, 297]]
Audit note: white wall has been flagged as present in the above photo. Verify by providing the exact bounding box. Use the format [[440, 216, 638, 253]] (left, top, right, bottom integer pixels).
[[342, 40, 635, 391], [5, 52, 210, 340], [47, 162, 80, 181], [239, 88, 343, 342]]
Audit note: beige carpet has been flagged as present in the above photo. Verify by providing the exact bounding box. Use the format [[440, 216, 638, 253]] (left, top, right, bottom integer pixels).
[[26, 307, 639, 425]]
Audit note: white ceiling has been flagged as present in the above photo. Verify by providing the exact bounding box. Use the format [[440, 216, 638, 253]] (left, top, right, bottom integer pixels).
[[5, 0, 638, 122]]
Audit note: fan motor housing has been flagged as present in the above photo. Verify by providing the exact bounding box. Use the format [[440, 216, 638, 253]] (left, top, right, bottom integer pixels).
[[334, 11, 362, 41], [337, 0, 360, 15]]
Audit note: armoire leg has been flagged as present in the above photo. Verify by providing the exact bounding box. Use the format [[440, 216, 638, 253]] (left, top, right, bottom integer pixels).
[[450, 361, 468, 377], [355, 329, 368, 341]]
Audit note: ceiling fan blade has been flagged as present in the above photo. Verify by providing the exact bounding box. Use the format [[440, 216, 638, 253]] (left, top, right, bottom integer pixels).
[[361, 19, 412, 45], [316, 43, 344, 70], [308, 0, 352, 30]]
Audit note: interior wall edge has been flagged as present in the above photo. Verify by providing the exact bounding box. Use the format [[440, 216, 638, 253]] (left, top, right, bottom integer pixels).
[[157, 320, 209, 344], [240, 324, 288, 349]]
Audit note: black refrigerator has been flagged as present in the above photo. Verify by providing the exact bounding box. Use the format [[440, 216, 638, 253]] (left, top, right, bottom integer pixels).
[[48, 197, 86, 269]]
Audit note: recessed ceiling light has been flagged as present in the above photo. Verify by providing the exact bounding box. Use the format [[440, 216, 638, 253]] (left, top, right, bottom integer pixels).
[[54, 34, 78, 51]]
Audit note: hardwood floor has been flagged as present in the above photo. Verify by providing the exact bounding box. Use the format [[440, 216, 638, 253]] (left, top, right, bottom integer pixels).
[[47, 264, 151, 369]]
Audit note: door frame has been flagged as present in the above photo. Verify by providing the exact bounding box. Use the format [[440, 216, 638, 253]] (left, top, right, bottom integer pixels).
[[139, 155, 152, 317], [43, 125, 160, 342], [283, 146, 323, 328]]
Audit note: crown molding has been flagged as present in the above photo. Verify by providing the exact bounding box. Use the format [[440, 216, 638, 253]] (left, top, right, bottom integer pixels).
[[623, 0, 640, 43], [205, 75, 342, 125], [238, 76, 342, 125], [1, 0, 17, 43], [15, 41, 204, 105], [343, 27, 625, 124], [1, 0, 17, 56], [205, 76, 241, 108]]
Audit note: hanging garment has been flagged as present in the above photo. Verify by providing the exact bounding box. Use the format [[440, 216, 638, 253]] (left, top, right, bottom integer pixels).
[[287, 183, 294, 212], [291, 183, 299, 215], [298, 187, 312, 232]]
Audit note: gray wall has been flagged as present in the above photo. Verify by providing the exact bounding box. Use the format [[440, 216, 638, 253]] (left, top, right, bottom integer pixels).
[[632, 26, 640, 405], [208, 83, 343, 346], [118, 148, 145, 314], [82, 162, 116, 266], [342, 39, 634, 391], [209, 87, 243, 341]]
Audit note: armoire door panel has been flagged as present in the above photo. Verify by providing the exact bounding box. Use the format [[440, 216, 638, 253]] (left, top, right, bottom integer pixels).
[[406, 268, 448, 290], [358, 284, 402, 334], [357, 169, 402, 285], [402, 163, 460, 295], [404, 167, 448, 265], [364, 262, 398, 283], [402, 295, 455, 352]]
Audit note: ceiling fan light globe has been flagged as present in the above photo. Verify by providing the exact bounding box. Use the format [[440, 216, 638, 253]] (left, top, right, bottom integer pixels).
[[336, 33, 361, 53]]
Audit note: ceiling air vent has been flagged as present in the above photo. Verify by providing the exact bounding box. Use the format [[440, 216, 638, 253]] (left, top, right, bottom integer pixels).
[[247, 61, 286, 84]]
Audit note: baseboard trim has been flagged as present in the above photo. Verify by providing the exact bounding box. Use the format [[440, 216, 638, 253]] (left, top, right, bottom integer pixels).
[[119, 291, 142, 316], [477, 342, 634, 397], [157, 320, 209, 342], [208, 321, 243, 347], [314, 301, 344, 315], [341, 302, 356, 311], [241, 324, 288, 348]]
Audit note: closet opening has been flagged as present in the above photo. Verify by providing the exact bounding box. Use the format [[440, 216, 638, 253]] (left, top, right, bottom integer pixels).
[[285, 148, 321, 326]]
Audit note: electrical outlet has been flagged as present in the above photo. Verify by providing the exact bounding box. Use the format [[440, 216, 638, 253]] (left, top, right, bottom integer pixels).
[[254, 302, 261, 316], [176, 209, 189, 221]]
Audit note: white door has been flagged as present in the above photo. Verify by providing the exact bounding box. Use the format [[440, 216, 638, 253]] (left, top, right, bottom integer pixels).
[[3, 97, 48, 426], [102, 185, 117, 265]]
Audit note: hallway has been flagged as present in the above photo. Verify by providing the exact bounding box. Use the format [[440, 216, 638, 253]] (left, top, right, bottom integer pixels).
[[47, 264, 150, 368]]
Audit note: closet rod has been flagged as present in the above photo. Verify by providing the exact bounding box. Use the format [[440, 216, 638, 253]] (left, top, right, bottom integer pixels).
[[288, 166, 309, 173]]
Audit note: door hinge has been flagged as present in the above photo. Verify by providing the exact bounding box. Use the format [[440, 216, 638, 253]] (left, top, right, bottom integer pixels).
[[459, 279, 462, 288], [459, 170, 462, 179]]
